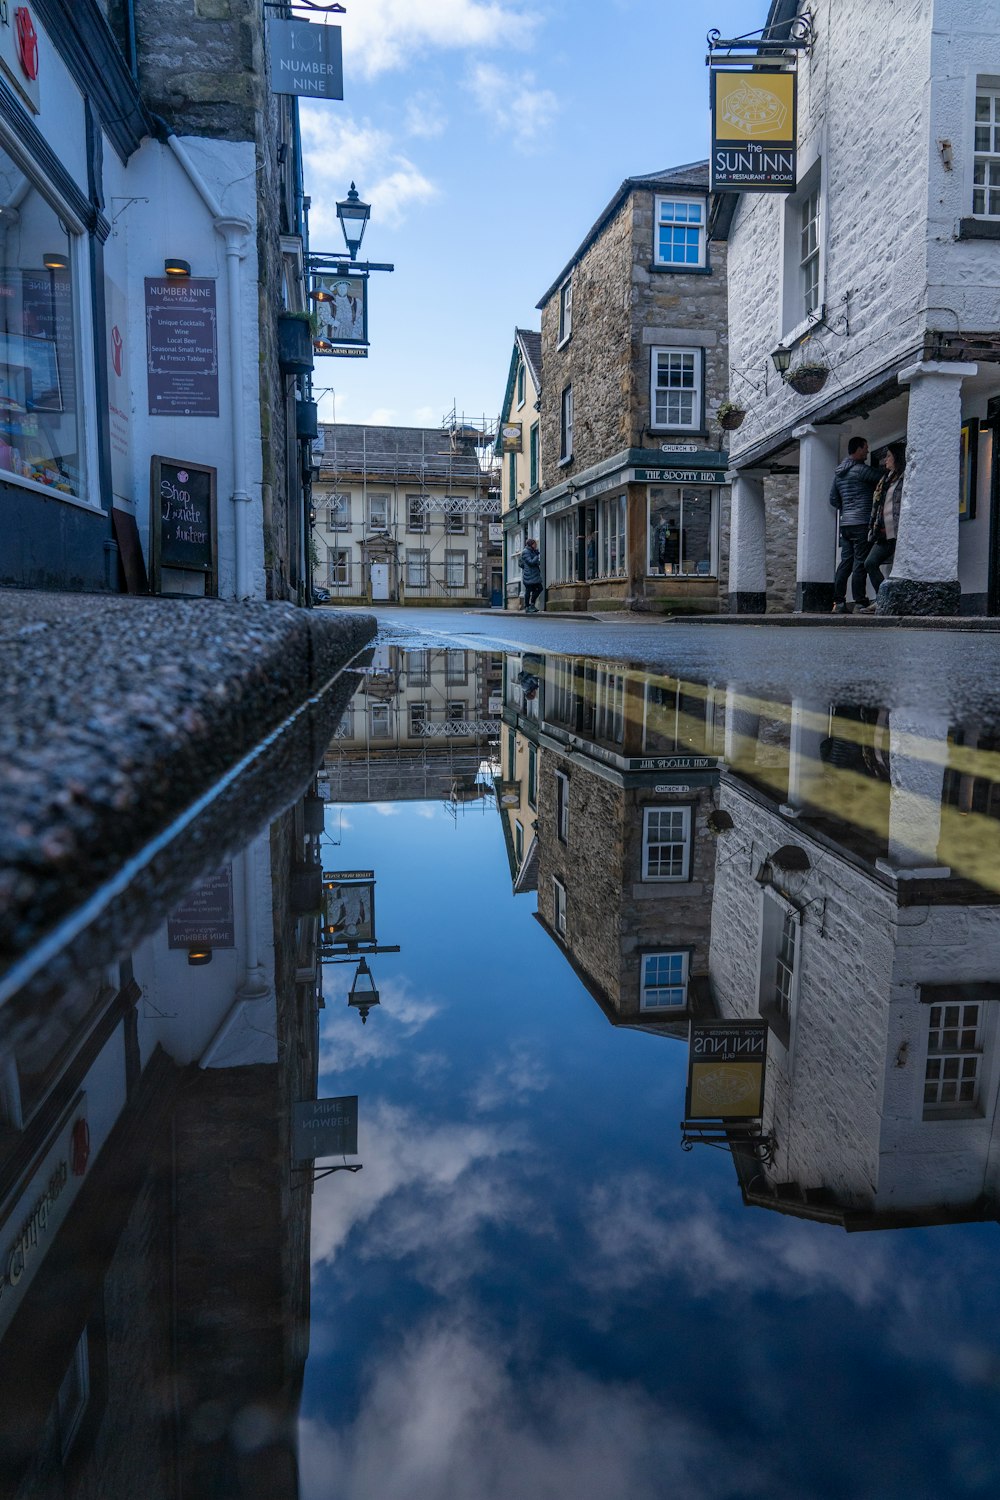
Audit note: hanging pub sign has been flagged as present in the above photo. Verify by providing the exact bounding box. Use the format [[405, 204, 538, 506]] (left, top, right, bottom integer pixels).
[[267, 18, 343, 99], [313, 273, 368, 357], [710, 68, 796, 192], [145, 278, 220, 416], [685, 1020, 768, 1121], [323, 873, 375, 945], [150, 455, 218, 596], [292, 1096, 358, 1161], [501, 423, 522, 453]]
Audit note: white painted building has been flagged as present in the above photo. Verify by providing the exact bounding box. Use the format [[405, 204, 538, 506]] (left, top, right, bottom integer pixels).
[[715, 0, 1000, 615]]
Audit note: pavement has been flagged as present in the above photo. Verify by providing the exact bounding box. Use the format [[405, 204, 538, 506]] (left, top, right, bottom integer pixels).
[[0, 590, 376, 972]]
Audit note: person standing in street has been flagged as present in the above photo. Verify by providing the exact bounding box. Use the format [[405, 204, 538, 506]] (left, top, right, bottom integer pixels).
[[520, 536, 543, 613], [860, 442, 906, 610], [829, 436, 882, 613]]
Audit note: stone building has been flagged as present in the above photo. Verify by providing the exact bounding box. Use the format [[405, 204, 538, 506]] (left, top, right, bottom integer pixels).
[[3, 1, 314, 600], [312, 422, 496, 607], [530, 162, 738, 613], [496, 328, 543, 609], [716, 0, 1000, 616], [497, 651, 543, 889]]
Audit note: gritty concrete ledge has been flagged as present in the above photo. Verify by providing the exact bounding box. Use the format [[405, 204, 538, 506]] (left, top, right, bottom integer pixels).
[[0, 591, 375, 971]]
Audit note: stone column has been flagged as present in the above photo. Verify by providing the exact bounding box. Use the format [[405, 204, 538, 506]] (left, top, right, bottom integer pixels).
[[782, 698, 828, 815], [875, 709, 950, 880], [726, 469, 767, 614], [793, 424, 839, 613], [723, 684, 761, 776], [878, 361, 976, 617]]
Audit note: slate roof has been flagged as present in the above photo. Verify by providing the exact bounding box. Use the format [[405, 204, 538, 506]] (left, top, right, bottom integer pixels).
[[537, 160, 711, 307], [318, 423, 484, 482], [517, 328, 543, 392]]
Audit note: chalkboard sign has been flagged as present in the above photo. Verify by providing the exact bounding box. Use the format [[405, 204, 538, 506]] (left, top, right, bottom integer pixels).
[[150, 455, 217, 596]]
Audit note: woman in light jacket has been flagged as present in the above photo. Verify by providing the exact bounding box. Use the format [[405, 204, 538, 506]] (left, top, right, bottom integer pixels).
[[863, 442, 905, 606]]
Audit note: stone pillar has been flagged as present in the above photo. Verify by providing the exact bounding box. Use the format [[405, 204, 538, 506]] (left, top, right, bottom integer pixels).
[[723, 684, 761, 776], [878, 361, 976, 617], [726, 469, 766, 614], [793, 424, 839, 613], [782, 698, 828, 815], [876, 709, 950, 880]]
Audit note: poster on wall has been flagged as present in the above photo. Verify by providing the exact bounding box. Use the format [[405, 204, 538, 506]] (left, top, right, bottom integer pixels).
[[145, 277, 220, 417], [710, 68, 797, 192], [167, 866, 236, 948], [313, 273, 368, 356]]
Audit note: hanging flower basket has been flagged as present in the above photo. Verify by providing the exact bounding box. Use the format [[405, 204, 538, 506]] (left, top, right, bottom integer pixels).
[[717, 402, 746, 431], [786, 363, 830, 396]]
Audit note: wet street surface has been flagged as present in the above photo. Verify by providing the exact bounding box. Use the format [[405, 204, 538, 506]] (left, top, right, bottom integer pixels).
[[4, 619, 1000, 1498]]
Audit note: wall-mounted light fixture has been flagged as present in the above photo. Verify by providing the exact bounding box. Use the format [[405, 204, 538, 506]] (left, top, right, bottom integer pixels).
[[164, 257, 191, 278], [348, 956, 380, 1024], [336, 181, 371, 261], [770, 346, 792, 381], [187, 947, 213, 966], [43, 251, 69, 271]]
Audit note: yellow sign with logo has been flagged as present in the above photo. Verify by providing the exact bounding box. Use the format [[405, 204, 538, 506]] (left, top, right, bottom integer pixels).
[[711, 68, 796, 192]]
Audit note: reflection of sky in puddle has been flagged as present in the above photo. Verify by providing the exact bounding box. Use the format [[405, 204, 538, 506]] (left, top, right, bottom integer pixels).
[[301, 801, 1000, 1500]]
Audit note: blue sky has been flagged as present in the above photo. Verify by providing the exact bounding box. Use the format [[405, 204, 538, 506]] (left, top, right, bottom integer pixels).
[[299, 0, 769, 430]]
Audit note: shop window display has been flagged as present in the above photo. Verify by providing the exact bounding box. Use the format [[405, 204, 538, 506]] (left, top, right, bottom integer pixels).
[[0, 147, 80, 497], [648, 486, 714, 577]]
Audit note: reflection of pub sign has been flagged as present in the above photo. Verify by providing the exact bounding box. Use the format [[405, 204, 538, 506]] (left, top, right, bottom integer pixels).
[[685, 1021, 768, 1121], [323, 870, 376, 945], [710, 68, 797, 192]]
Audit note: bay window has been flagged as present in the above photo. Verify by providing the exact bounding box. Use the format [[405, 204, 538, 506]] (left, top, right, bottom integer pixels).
[[647, 485, 716, 577], [598, 494, 627, 577], [552, 513, 576, 581]]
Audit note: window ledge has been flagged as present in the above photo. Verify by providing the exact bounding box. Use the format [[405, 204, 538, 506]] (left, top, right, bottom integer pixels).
[[648, 262, 712, 277], [958, 217, 1000, 240], [778, 308, 826, 349], [558, 455, 573, 467], [1, 470, 96, 512], [556, 334, 572, 350]]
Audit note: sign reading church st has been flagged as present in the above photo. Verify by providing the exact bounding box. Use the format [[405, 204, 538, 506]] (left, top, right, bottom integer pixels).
[[710, 69, 797, 192]]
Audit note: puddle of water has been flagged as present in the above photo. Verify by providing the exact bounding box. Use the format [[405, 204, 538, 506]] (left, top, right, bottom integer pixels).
[[3, 638, 1000, 1497]]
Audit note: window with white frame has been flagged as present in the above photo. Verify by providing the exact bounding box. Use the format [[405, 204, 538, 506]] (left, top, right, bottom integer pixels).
[[642, 805, 691, 881], [406, 548, 430, 587], [409, 701, 428, 736], [370, 703, 391, 738], [444, 549, 468, 587], [446, 699, 466, 723], [333, 707, 354, 739], [560, 384, 573, 461], [517, 361, 526, 407], [800, 187, 821, 319], [654, 196, 707, 268], [549, 659, 577, 727], [445, 649, 467, 684], [641, 952, 689, 1009], [651, 348, 702, 430], [529, 423, 539, 490], [508, 526, 524, 588], [326, 492, 351, 529], [445, 497, 467, 533], [407, 649, 430, 686], [552, 513, 576, 581], [924, 1001, 985, 1117], [407, 495, 429, 532], [758, 890, 800, 1047], [515, 819, 524, 863], [599, 494, 627, 577], [594, 667, 625, 743], [327, 547, 350, 586], [973, 88, 1000, 218], [0, 145, 85, 501], [552, 876, 567, 936], [368, 492, 389, 529], [555, 770, 569, 842], [558, 277, 573, 343], [647, 485, 715, 577]]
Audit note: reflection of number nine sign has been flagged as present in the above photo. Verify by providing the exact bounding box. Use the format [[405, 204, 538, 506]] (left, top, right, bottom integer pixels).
[[111, 324, 123, 377], [14, 8, 38, 83]]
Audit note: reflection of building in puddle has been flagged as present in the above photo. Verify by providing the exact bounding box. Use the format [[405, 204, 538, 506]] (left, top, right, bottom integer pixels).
[[325, 644, 501, 811], [509, 654, 726, 1033], [706, 694, 1000, 1229], [0, 795, 323, 1494]]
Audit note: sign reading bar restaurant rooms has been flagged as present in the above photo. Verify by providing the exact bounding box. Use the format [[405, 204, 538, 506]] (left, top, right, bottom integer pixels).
[[711, 69, 796, 192], [685, 1020, 768, 1121]]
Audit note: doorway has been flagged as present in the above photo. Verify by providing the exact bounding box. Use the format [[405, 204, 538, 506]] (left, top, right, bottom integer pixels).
[[371, 561, 390, 601]]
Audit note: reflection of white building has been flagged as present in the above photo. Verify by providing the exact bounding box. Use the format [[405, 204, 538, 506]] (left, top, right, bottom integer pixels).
[[708, 696, 1000, 1229]]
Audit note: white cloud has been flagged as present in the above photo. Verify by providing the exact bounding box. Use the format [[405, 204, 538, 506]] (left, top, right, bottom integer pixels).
[[371, 801, 401, 815], [340, 1, 537, 79], [404, 92, 447, 139], [319, 977, 442, 1073], [299, 106, 438, 241], [299, 1313, 768, 1500], [465, 63, 559, 151], [410, 405, 439, 426], [362, 408, 399, 427], [468, 1043, 550, 1113]]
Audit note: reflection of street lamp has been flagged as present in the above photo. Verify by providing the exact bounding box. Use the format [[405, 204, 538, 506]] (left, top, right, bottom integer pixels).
[[348, 956, 380, 1024], [336, 181, 371, 261]]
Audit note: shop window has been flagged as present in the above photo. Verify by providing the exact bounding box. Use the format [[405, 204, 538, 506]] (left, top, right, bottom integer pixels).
[[558, 277, 573, 344], [598, 494, 627, 577], [650, 348, 702, 430], [407, 495, 429, 532], [552, 876, 567, 936], [552, 513, 576, 581], [560, 384, 573, 461], [923, 1002, 984, 1118], [594, 667, 625, 743], [327, 547, 350, 586], [653, 196, 707, 268], [326, 493, 351, 529], [0, 148, 84, 499], [641, 952, 689, 1009], [508, 526, 524, 589], [642, 805, 691, 881], [368, 493, 389, 529], [648, 485, 715, 577], [973, 88, 1000, 218], [406, 548, 429, 587]]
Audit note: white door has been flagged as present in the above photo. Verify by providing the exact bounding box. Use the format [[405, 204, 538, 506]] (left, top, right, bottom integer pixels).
[[371, 561, 389, 600]]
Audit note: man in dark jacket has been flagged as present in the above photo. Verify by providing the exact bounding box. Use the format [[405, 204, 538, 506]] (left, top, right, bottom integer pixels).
[[829, 437, 882, 613], [520, 537, 543, 612]]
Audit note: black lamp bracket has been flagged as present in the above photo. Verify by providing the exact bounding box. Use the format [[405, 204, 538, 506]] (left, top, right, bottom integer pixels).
[[707, 11, 814, 62], [292, 1162, 363, 1189], [264, 2, 346, 14], [680, 1122, 777, 1165]]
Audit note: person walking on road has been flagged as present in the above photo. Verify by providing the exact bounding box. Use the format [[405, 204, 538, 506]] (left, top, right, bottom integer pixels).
[[829, 436, 883, 613], [520, 537, 543, 613], [861, 442, 906, 610]]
